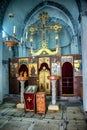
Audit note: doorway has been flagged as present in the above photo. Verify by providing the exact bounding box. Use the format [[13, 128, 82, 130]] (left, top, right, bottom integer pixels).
[[38, 63, 51, 94], [62, 62, 73, 95], [18, 64, 28, 89]]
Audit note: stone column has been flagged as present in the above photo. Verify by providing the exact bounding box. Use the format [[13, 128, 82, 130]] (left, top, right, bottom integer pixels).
[[17, 77, 28, 109], [0, 28, 3, 103], [81, 13, 87, 111], [48, 76, 59, 111], [16, 80, 25, 109], [20, 81, 25, 103], [51, 80, 56, 105]]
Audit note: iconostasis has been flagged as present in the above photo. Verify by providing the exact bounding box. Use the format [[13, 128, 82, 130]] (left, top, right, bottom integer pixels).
[[9, 54, 82, 97]]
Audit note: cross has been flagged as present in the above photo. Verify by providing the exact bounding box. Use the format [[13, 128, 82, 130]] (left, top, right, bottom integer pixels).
[[29, 12, 62, 49], [27, 97, 32, 102]]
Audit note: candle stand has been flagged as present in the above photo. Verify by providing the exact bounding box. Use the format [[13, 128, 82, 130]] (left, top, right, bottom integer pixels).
[[48, 75, 60, 111], [16, 77, 28, 109]]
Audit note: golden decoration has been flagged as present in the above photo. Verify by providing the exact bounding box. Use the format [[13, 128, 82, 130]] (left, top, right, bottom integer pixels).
[[4, 40, 18, 51], [29, 12, 62, 56], [27, 97, 32, 102]]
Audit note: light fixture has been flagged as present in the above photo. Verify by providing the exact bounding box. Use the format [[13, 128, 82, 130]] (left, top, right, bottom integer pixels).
[[4, 39, 18, 51], [4, 12, 62, 54], [4, 13, 18, 51]]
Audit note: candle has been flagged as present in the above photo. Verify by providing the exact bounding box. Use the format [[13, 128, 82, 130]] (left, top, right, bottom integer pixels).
[[6, 37, 8, 41], [13, 25, 16, 34], [26, 31, 28, 39], [20, 37, 23, 44], [30, 36, 33, 42]]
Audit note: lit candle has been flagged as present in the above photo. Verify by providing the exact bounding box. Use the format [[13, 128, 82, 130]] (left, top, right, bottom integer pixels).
[[6, 37, 8, 41], [13, 25, 16, 34], [20, 37, 23, 44], [30, 36, 33, 42], [26, 31, 28, 40], [55, 34, 58, 40]]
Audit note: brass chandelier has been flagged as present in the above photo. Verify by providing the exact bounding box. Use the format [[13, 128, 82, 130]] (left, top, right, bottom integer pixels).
[[4, 13, 18, 51]]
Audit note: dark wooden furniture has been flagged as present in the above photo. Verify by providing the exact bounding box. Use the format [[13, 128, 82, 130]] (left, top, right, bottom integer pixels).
[[9, 54, 82, 97]]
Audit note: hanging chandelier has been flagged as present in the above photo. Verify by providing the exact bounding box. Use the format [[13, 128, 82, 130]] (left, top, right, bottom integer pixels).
[[3, 12, 62, 54], [4, 13, 18, 51], [4, 39, 18, 51]]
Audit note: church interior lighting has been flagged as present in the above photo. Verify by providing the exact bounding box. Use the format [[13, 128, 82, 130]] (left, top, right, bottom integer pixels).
[[3, 12, 62, 55]]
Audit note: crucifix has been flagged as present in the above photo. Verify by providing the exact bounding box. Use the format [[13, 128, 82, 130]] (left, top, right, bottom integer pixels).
[[28, 12, 62, 56]]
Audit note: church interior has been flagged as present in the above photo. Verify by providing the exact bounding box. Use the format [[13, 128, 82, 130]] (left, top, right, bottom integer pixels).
[[0, 0, 87, 130]]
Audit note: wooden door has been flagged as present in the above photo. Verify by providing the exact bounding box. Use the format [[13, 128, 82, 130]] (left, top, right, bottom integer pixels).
[[39, 63, 51, 94], [9, 58, 19, 94], [62, 62, 73, 95]]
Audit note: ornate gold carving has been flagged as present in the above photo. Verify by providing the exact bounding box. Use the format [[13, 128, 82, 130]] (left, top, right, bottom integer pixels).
[[31, 45, 59, 56], [39, 57, 50, 68], [61, 56, 73, 65], [51, 23, 62, 32], [29, 12, 62, 56], [29, 63, 37, 77], [19, 58, 29, 67], [4, 40, 17, 51], [39, 67, 50, 94], [39, 11, 48, 25]]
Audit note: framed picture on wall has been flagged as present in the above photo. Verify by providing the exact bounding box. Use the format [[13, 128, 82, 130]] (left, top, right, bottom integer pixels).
[[10, 62, 18, 78], [74, 60, 82, 76], [51, 62, 61, 76], [29, 63, 38, 77]]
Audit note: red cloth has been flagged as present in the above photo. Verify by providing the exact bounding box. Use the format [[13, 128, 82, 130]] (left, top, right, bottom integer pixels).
[[24, 93, 35, 111]]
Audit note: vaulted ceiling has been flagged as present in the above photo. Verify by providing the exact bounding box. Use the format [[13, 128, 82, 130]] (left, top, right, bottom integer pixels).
[[0, 0, 82, 27], [1, 0, 86, 56]]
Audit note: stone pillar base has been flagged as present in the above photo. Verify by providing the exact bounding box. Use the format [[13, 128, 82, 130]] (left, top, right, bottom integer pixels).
[[48, 104, 59, 111], [16, 103, 24, 109]]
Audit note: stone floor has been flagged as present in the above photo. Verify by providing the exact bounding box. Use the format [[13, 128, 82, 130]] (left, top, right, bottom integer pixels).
[[0, 95, 87, 130]]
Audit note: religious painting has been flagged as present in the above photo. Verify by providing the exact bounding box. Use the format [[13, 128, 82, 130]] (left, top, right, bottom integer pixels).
[[74, 60, 82, 76], [39, 66, 50, 94], [25, 85, 38, 93], [51, 62, 61, 76], [29, 63, 37, 77], [10, 62, 18, 78], [18, 64, 28, 78]]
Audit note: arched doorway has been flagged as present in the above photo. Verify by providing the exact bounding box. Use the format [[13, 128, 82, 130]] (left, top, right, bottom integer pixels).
[[18, 64, 28, 89], [38, 62, 50, 94], [62, 62, 73, 95]]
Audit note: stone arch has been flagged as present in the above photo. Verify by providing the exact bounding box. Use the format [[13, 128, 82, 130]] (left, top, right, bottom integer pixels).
[[24, 1, 77, 34]]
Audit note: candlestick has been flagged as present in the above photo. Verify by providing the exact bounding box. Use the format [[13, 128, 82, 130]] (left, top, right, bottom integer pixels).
[[26, 31, 28, 40], [21, 37, 23, 44], [13, 25, 16, 34]]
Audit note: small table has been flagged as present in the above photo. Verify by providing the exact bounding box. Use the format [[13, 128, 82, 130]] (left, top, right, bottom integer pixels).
[[48, 75, 60, 111], [17, 77, 28, 109]]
